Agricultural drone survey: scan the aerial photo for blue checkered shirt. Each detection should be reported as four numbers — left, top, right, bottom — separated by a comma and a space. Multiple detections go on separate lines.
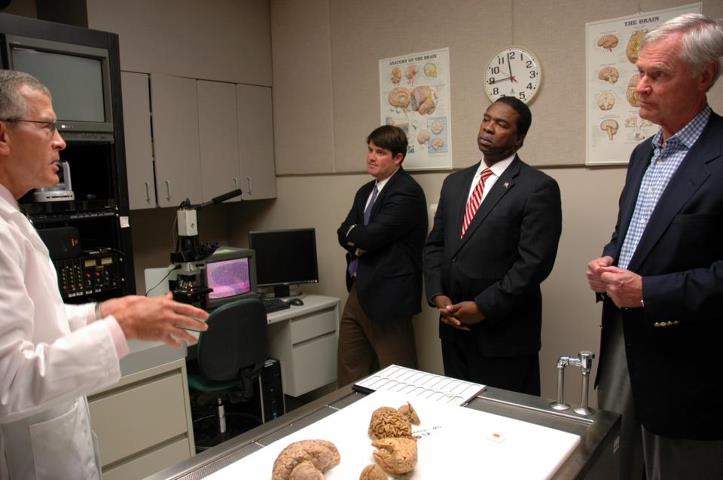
618, 107, 712, 269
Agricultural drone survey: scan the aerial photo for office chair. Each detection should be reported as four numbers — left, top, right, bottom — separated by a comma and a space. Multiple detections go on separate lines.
187, 297, 268, 450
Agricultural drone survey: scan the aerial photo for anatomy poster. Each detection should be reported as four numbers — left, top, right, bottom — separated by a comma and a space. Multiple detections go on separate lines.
379, 48, 452, 170
585, 3, 701, 165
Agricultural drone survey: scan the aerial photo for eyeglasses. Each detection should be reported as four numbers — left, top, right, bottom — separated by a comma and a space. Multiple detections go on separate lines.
1, 118, 59, 135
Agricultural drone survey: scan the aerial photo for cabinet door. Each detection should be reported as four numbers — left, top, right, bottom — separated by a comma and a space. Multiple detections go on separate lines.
197, 80, 241, 202
150, 73, 202, 207
237, 84, 276, 200
121, 72, 156, 210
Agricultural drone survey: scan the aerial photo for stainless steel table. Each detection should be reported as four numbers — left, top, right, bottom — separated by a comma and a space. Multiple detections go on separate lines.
146, 385, 620, 480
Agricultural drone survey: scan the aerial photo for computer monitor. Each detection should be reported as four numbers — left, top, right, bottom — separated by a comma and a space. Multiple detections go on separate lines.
202, 247, 256, 309
248, 228, 319, 298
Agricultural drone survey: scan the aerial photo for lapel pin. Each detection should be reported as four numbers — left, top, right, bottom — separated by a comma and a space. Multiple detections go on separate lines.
504, 182, 510, 189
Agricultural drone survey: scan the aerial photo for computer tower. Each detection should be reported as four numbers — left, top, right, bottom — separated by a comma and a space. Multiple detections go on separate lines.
258, 358, 285, 422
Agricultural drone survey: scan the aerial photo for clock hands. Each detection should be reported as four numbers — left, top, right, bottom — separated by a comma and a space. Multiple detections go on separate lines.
506, 52, 517, 83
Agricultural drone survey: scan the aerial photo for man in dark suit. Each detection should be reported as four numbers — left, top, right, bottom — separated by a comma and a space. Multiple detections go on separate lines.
586, 14, 723, 480
424, 96, 562, 395
336, 125, 427, 386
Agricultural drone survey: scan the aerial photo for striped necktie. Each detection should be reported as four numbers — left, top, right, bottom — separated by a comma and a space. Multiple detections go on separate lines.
461, 168, 492, 238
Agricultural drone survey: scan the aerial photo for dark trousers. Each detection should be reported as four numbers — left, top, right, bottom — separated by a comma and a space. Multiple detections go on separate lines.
441, 332, 540, 396
336, 284, 418, 387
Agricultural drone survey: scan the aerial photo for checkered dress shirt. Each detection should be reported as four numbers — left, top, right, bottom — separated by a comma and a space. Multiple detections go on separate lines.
618, 107, 711, 269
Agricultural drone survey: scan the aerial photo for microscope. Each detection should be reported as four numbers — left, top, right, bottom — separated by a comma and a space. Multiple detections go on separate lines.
168, 189, 242, 306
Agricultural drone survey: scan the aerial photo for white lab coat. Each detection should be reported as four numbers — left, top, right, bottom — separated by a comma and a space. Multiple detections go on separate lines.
0, 185, 122, 479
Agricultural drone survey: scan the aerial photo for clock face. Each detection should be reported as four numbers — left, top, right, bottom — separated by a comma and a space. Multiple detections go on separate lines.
484, 47, 542, 104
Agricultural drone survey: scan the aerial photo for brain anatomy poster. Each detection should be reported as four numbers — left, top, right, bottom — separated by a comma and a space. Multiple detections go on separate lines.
379, 48, 452, 170
585, 3, 701, 165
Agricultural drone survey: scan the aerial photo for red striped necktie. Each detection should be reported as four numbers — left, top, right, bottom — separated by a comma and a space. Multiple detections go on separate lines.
461, 168, 493, 238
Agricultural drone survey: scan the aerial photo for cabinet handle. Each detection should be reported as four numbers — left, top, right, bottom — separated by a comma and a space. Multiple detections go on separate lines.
144, 182, 150, 202
233, 177, 238, 189
164, 180, 171, 201
246, 176, 252, 195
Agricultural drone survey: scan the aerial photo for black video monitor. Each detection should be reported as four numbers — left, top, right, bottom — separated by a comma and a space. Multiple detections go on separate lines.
248, 228, 319, 298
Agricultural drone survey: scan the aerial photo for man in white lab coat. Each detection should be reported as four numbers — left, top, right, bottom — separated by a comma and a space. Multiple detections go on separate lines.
0, 70, 209, 479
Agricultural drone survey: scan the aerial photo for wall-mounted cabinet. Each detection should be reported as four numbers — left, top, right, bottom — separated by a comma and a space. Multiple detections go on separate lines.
198, 80, 277, 201
151, 73, 203, 208
237, 84, 276, 200
123, 74, 276, 210
198, 80, 240, 200
121, 72, 156, 210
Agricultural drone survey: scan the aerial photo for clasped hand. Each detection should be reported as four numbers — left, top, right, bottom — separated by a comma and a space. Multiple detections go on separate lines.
433, 295, 485, 331
586, 256, 643, 308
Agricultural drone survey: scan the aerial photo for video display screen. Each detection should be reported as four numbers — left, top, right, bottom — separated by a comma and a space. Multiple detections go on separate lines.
206, 257, 252, 299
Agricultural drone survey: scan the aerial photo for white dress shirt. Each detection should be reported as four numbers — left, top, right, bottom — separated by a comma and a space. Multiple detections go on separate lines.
465, 154, 515, 205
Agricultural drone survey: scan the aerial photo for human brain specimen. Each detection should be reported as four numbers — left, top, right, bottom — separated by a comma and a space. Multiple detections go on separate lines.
372, 437, 418, 475
597, 34, 619, 51
359, 463, 387, 480
368, 407, 412, 440
598, 66, 619, 84
398, 402, 420, 425
272, 440, 340, 480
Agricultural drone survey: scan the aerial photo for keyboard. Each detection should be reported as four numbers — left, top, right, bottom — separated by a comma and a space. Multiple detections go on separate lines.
262, 297, 290, 313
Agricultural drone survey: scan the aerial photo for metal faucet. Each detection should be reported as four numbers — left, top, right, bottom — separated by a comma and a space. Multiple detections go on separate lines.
549, 351, 596, 416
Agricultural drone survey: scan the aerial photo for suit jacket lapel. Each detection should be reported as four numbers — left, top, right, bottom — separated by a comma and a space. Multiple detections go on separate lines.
453, 158, 520, 257
627, 116, 721, 271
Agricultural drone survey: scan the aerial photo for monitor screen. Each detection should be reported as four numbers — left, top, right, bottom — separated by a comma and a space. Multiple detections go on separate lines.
206, 257, 253, 300
12, 47, 105, 123
4, 35, 113, 133
249, 228, 319, 296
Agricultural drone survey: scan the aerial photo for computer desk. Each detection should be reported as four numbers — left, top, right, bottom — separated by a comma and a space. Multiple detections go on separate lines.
188, 294, 341, 398
264, 295, 341, 397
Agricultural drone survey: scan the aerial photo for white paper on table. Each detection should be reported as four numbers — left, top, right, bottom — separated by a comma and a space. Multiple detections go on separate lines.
354, 364, 485, 406
206, 390, 581, 480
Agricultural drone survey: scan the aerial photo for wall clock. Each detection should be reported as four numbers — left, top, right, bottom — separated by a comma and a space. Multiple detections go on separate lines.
484, 47, 542, 104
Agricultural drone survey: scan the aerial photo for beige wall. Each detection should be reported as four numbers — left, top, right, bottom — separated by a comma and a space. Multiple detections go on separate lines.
86, 0, 272, 85
123, 0, 723, 404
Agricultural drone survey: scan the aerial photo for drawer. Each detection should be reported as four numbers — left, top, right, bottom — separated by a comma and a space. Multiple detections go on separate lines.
289, 332, 337, 395
101, 437, 191, 480
290, 308, 337, 344
89, 371, 189, 465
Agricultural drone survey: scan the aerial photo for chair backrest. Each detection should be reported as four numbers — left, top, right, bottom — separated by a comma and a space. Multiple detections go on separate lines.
196, 297, 268, 382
